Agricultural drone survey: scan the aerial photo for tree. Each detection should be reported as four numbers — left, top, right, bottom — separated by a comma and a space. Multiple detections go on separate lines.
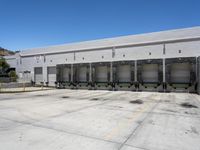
8, 70, 18, 82
0, 58, 10, 74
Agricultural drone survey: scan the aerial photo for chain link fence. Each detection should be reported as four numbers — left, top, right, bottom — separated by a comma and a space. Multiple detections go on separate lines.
0, 77, 52, 93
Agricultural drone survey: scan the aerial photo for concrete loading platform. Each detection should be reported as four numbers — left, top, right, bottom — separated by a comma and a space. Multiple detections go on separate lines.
0, 89, 200, 150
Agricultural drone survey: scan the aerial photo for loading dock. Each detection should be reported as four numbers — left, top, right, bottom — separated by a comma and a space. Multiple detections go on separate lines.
93, 62, 112, 90
57, 64, 72, 88
74, 63, 90, 89
166, 57, 196, 93
138, 59, 163, 92
113, 61, 135, 91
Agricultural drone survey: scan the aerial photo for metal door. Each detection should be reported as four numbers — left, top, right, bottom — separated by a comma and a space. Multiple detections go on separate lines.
34, 67, 43, 84
142, 64, 158, 83
47, 66, 56, 86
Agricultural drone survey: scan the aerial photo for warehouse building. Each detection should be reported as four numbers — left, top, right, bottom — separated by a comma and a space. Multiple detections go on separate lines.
5, 27, 200, 93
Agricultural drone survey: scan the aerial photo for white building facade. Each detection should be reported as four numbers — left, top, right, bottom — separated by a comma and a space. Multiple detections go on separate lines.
5, 27, 200, 93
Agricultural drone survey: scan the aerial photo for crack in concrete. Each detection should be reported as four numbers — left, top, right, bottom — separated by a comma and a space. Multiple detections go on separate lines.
124, 144, 151, 150
0, 116, 122, 146
117, 95, 162, 150
1, 114, 153, 150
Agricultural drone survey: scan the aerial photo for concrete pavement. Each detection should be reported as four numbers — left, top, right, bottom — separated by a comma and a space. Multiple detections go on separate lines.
0, 89, 200, 150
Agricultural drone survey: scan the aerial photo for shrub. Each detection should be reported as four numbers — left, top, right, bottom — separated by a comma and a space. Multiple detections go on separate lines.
8, 70, 18, 82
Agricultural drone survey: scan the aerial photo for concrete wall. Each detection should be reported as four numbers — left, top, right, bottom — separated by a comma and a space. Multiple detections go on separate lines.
5, 40, 200, 85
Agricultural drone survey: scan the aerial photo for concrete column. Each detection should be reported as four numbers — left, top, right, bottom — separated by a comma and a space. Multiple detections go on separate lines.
162, 58, 166, 92
89, 63, 92, 82
197, 57, 200, 94
196, 57, 198, 83
112, 47, 115, 58
71, 64, 73, 82
42, 55, 47, 85
134, 60, 137, 82
163, 58, 166, 82
110, 62, 113, 82
43, 66, 47, 84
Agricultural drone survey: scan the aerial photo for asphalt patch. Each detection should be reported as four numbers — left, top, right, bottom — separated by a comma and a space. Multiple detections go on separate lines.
130, 99, 143, 104
180, 102, 198, 108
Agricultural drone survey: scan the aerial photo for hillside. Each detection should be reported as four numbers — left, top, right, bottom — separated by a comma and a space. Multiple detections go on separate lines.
0, 47, 15, 56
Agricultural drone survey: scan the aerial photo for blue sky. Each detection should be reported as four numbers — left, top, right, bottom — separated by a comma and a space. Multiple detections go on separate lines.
1, 0, 200, 51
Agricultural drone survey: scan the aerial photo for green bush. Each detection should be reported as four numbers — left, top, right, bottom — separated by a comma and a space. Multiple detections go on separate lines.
8, 70, 18, 82
0, 58, 10, 73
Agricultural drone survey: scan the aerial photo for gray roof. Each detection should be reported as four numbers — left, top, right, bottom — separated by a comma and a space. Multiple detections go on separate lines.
3, 55, 16, 60
20, 26, 200, 56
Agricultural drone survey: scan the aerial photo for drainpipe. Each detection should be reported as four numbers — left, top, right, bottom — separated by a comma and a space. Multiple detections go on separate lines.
71, 64, 73, 84
110, 62, 113, 89
134, 60, 138, 91
163, 58, 166, 92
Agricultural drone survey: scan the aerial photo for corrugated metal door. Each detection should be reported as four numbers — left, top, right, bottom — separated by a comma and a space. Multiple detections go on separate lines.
62, 67, 70, 82
170, 63, 191, 83
117, 65, 131, 82
34, 67, 43, 84
47, 66, 56, 86
142, 64, 158, 83
96, 66, 108, 82
78, 66, 87, 82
